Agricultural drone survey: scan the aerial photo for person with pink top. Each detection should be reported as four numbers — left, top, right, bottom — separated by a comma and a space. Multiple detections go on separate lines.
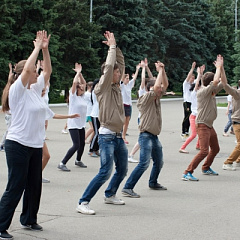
179, 65, 205, 154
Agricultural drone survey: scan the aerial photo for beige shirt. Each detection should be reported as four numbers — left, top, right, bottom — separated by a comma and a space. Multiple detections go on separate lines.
137, 90, 163, 135
196, 82, 223, 128
94, 47, 125, 133
224, 84, 240, 123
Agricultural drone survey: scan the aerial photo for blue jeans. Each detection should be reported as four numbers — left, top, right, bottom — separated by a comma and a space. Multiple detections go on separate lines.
124, 132, 164, 189
224, 110, 233, 133
0, 140, 42, 232
80, 134, 128, 203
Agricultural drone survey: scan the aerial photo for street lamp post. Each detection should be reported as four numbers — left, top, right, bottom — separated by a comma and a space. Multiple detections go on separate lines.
235, 0, 238, 41
90, 0, 93, 23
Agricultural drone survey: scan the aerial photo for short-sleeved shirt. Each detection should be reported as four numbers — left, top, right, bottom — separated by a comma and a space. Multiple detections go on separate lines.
90, 91, 99, 118
67, 91, 87, 129
183, 80, 192, 102
7, 74, 49, 148
84, 91, 93, 116
120, 79, 135, 105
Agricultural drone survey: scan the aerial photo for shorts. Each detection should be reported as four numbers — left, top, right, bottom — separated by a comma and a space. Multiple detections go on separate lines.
86, 116, 92, 123
124, 104, 132, 117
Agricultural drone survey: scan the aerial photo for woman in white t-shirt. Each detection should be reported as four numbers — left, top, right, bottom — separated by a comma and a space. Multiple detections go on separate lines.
120, 64, 140, 144
58, 63, 87, 172
0, 30, 51, 239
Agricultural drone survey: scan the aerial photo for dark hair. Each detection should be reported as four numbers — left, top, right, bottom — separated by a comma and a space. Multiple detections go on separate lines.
91, 78, 100, 104
146, 79, 156, 91
202, 72, 214, 87
189, 81, 201, 91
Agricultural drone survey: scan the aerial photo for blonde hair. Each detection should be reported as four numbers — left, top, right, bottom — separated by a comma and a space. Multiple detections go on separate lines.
1, 60, 27, 112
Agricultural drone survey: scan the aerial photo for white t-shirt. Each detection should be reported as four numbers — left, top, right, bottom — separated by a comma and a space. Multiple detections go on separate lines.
183, 80, 192, 102
7, 74, 49, 148
84, 91, 93, 116
190, 90, 198, 116
43, 85, 49, 105
120, 79, 135, 105
90, 91, 99, 118
67, 91, 87, 129
138, 86, 147, 118
227, 95, 232, 111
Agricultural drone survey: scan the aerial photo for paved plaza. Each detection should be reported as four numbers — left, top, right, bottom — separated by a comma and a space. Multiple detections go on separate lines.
0, 98, 239, 240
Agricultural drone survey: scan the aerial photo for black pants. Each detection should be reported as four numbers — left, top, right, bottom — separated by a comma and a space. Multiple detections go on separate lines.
182, 101, 192, 134
62, 128, 85, 164
0, 140, 42, 231
90, 117, 100, 152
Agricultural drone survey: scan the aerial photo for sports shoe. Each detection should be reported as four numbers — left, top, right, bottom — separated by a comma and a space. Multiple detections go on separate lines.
21, 223, 43, 231
42, 177, 50, 183
180, 134, 186, 141
57, 163, 71, 172
75, 160, 87, 168
76, 202, 95, 215
235, 162, 240, 167
61, 129, 68, 134
122, 188, 140, 198
0, 231, 13, 239
202, 168, 218, 175
90, 152, 98, 158
179, 149, 189, 154
149, 183, 167, 190
128, 156, 138, 163
223, 132, 229, 137
222, 164, 236, 171
104, 195, 125, 205
182, 172, 199, 181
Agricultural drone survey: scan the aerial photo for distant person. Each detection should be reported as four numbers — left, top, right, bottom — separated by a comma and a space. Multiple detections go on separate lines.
58, 63, 87, 172
181, 62, 196, 140
77, 31, 127, 215
179, 65, 205, 153
223, 93, 234, 136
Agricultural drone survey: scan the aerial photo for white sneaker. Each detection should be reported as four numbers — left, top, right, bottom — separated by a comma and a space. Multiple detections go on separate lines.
104, 195, 125, 205
235, 162, 240, 167
128, 156, 138, 163
42, 178, 50, 183
76, 202, 95, 215
61, 129, 68, 134
222, 164, 236, 171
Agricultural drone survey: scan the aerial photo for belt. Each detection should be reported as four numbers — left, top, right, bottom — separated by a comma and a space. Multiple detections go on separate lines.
233, 121, 240, 125
113, 132, 122, 138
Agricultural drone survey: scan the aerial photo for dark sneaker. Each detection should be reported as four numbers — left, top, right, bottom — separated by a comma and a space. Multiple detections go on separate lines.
0, 231, 13, 239
58, 164, 71, 172
75, 161, 87, 168
122, 188, 140, 198
21, 223, 43, 231
149, 183, 167, 190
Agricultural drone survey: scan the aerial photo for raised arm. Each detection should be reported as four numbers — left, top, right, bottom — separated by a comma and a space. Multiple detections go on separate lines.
213, 55, 225, 86
21, 31, 44, 87
71, 63, 84, 94
186, 62, 196, 82
42, 31, 52, 85
194, 65, 205, 91
154, 61, 169, 96
140, 60, 146, 90
145, 58, 154, 79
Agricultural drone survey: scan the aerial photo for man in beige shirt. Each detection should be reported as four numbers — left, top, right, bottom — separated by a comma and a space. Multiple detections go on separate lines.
121, 61, 168, 198
182, 55, 227, 181
76, 31, 128, 215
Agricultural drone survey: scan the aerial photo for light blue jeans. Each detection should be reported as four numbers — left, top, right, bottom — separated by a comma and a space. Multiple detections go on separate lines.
80, 134, 128, 203
124, 132, 164, 189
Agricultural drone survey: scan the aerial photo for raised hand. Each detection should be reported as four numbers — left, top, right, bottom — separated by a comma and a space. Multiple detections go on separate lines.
214, 54, 223, 68
73, 63, 82, 73
42, 30, 51, 49
102, 31, 116, 46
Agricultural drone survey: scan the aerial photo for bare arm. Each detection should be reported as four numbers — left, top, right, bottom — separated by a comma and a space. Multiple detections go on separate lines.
53, 113, 80, 119
186, 62, 196, 82
145, 58, 153, 79
154, 61, 169, 96
71, 63, 83, 94
213, 55, 224, 86
140, 60, 146, 90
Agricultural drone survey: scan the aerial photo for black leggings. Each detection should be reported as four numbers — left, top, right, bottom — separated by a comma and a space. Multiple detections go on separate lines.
62, 128, 85, 164
182, 102, 192, 134
90, 117, 100, 152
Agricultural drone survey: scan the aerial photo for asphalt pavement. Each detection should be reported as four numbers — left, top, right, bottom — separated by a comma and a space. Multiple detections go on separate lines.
0, 97, 239, 240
